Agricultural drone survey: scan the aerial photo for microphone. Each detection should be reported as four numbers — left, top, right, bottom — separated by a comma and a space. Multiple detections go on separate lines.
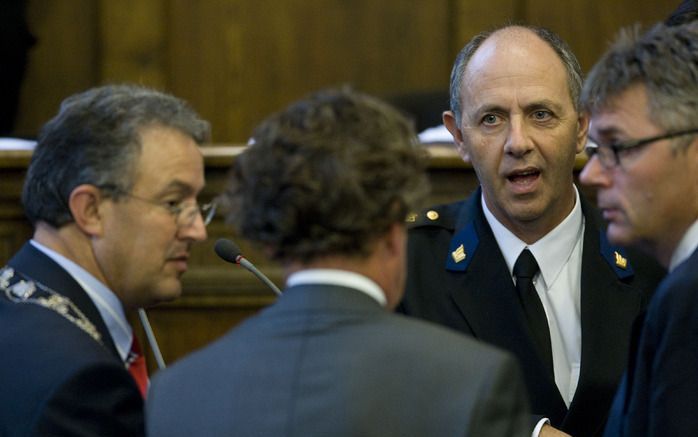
214, 238, 282, 296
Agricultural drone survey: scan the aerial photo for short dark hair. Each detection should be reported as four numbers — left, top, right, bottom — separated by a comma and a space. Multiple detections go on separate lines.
22, 84, 210, 227
223, 88, 429, 264
581, 22, 698, 141
448, 24, 583, 126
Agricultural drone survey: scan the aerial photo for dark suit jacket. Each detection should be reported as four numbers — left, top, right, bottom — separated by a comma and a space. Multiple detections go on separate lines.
147, 283, 531, 437
398, 188, 665, 437
604, 247, 698, 437
0, 242, 144, 437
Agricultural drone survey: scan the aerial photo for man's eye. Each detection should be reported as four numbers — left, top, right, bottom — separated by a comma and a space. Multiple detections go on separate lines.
532, 110, 551, 121
164, 200, 182, 210
482, 114, 498, 125
616, 145, 641, 158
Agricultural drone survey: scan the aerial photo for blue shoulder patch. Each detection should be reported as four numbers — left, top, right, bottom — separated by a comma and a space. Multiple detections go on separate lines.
446, 220, 479, 271
599, 230, 635, 279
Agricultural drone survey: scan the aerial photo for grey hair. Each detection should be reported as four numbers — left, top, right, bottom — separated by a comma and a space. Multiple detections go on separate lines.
449, 24, 583, 127
22, 84, 210, 227
581, 21, 698, 149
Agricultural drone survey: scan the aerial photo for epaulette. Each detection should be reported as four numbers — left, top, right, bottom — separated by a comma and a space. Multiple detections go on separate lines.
0, 266, 103, 344
597, 231, 635, 279
405, 204, 457, 229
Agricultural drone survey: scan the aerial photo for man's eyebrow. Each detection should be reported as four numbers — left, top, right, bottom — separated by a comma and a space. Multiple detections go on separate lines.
467, 99, 565, 117
592, 126, 624, 139
153, 180, 197, 197
523, 100, 564, 113
465, 104, 507, 121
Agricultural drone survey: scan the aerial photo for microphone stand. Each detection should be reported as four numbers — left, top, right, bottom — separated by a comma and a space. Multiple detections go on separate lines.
138, 308, 166, 370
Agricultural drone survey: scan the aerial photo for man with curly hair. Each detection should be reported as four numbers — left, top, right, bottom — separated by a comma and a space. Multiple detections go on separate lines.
147, 88, 530, 437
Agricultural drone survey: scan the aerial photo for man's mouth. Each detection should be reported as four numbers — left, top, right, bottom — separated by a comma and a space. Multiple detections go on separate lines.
167, 254, 190, 273
506, 168, 541, 192
600, 207, 621, 223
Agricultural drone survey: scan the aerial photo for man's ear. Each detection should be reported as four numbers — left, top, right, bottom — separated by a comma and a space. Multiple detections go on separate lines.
383, 222, 407, 258
575, 111, 590, 154
443, 110, 469, 161
68, 184, 105, 237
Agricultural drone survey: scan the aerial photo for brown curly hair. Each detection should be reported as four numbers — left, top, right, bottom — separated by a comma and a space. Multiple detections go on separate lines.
223, 88, 429, 264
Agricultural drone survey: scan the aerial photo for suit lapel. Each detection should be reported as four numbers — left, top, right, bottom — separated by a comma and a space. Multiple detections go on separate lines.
7, 243, 121, 360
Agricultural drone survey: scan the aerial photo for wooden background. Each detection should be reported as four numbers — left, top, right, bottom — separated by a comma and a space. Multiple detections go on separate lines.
13, 0, 678, 142
5, 0, 678, 367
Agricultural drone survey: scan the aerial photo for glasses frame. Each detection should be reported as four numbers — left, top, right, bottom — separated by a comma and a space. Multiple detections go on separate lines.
98, 184, 217, 227
586, 128, 698, 168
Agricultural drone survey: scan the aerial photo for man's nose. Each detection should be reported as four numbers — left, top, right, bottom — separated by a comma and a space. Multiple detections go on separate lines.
579, 154, 612, 188
504, 117, 534, 157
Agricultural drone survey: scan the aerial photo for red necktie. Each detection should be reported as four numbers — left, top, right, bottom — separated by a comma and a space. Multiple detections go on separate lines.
127, 335, 149, 398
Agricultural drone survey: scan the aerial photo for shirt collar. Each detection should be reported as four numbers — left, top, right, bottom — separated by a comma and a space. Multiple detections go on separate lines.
286, 269, 387, 307
669, 219, 698, 272
29, 240, 133, 361
482, 187, 584, 288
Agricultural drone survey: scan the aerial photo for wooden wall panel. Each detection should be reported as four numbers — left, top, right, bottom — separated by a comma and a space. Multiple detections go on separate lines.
14, 0, 680, 141
100, 0, 168, 88
451, 0, 519, 54
14, 0, 98, 138
525, 0, 678, 71
168, 0, 452, 141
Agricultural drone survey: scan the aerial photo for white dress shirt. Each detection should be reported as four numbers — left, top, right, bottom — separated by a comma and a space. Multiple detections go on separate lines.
286, 268, 387, 307
482, 188, 584, 407
669, 219, 698, 272
30, 240, 133, 362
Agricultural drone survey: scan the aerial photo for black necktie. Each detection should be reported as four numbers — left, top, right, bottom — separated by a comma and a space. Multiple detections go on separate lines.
514, 248, 554, 377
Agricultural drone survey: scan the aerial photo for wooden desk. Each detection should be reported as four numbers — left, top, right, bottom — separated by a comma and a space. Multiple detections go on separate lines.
0, 144, 591, 367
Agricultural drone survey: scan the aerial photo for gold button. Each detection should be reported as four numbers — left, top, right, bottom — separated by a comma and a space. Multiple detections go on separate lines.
426, 210, 439, 221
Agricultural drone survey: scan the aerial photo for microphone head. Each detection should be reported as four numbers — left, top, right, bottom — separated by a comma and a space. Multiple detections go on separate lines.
214, 238, 242, 264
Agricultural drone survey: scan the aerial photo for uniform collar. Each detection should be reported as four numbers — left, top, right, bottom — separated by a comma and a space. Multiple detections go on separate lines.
482, 187, 584, 288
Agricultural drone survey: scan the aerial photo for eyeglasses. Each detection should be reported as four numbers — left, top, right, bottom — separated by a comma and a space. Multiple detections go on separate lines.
99, 185, 217, 227
585, 128, 698, 168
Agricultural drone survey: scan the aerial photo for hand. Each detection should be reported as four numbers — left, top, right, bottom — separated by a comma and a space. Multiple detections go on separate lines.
539, 423, 572, 437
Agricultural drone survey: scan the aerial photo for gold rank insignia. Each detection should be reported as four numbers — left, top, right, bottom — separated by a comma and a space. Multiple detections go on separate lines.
614, 251, 628, 269
452, 244, 466, 263
405, 213, 417, 223
426, 210, 439, 221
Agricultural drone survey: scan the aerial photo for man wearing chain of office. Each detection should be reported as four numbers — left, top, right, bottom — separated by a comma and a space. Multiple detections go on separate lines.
0, 84, 211, 437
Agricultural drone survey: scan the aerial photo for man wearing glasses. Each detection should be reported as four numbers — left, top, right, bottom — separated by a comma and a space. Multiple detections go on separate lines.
0, 84, 211, 436
580, 21, 698, 436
